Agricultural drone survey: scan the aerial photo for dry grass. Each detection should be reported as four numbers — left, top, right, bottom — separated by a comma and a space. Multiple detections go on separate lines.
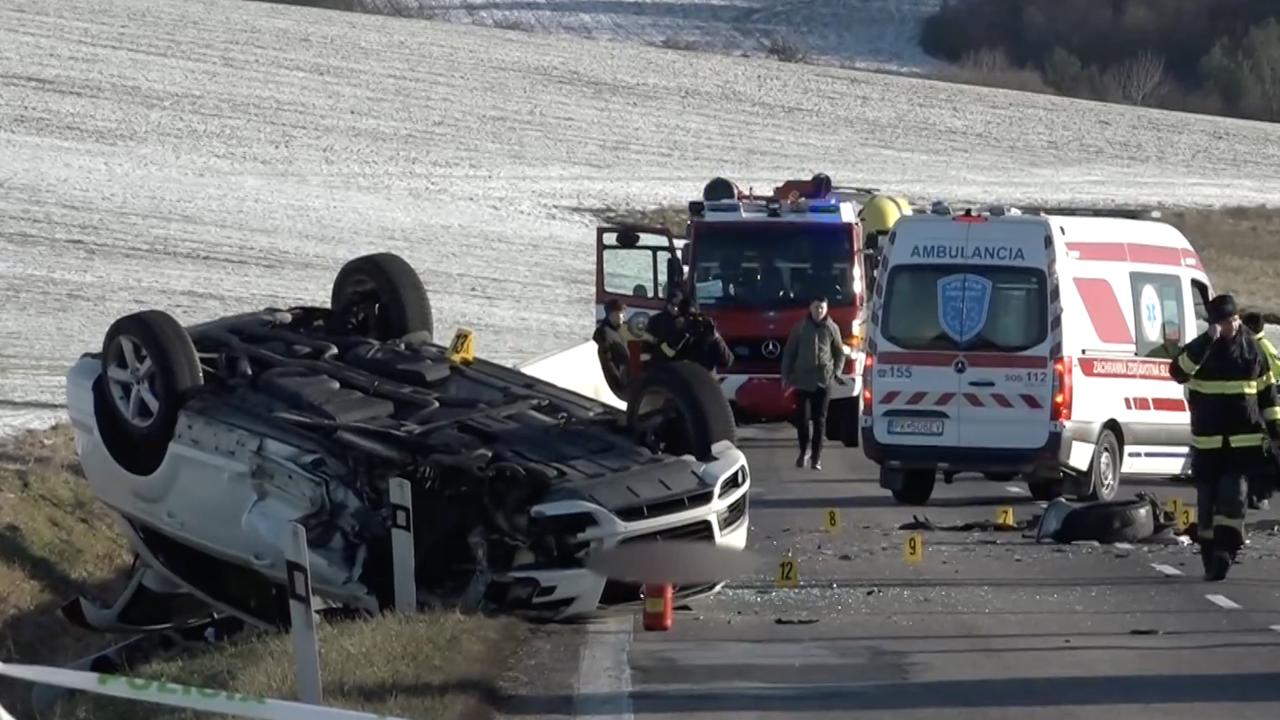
1157, 205, 1280, 312
53, 611, 519, 720
577, 202, 1280, 312
0, 424, 524, 719
0, 424, 133, 715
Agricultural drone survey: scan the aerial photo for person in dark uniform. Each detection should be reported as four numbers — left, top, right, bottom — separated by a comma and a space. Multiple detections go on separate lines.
1170, 294, 1280, 581
645, 288, 733, 372
1242, 311, 1279, 510
593, 298, 631, 398
644, 288, 691, 365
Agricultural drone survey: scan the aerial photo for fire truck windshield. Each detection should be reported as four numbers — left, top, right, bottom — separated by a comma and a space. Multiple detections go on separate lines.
691, 222, 854, 310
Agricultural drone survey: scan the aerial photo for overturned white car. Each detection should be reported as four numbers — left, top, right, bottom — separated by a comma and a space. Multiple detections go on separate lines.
63, 252, 749, 632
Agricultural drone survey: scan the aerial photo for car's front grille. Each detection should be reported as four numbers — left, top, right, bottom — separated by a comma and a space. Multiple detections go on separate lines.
718, 494, 748, 532
618, 519, 716, 545
615, 490, 714, 522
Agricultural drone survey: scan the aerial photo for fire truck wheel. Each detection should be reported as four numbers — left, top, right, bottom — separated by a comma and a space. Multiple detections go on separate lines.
627, 361, 736, 461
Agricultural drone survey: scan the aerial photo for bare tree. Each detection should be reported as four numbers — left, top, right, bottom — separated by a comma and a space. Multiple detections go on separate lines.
1107, 51, 1167, 106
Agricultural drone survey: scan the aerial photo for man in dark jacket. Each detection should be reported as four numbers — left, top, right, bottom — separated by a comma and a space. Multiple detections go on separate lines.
1170, 294, 1280, 580
781, 295, 846, 470
645, 289, 733, 372
593, 298, 630, 399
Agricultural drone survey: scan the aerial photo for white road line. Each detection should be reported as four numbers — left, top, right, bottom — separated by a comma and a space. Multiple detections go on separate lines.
1206, 594, 1242, 610
575, 614, 634, 720
1115, 542, 1135, 550
1005, 486, 1028, 495
1151, 563, 1184, 576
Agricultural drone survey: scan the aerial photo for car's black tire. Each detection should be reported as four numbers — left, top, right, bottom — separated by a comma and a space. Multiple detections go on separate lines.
329, 253, 434, 342
1028, 477, 1064, 502
1086, 429, 1122, 501
627, 361, 735, 461
1054, 497, 1155, 544
892, 470, 935, 505
98, 310, 203, 475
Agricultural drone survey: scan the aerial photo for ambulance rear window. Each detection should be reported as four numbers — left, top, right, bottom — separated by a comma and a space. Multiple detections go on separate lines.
881, 265, 1048, 352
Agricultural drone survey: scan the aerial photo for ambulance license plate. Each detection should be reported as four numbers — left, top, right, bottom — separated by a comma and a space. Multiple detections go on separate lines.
887, 419, 944, 436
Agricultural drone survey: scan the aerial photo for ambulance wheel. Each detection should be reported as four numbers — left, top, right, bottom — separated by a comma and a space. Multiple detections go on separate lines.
892, 470, 935, 505
1028, 478, 1064, 502
1086, 429, 1121, 502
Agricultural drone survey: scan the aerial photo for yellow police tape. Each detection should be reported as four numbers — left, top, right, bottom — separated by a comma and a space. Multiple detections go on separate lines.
0, 660, 409, 720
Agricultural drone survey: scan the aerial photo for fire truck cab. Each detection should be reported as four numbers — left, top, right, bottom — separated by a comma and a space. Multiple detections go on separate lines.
595, 174, 904, 445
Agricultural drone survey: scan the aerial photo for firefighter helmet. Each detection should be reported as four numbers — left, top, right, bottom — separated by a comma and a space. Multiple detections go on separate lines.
859, 194, 912, 236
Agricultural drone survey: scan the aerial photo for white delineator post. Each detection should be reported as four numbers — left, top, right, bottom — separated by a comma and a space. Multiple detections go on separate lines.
389, 477, 417, 613
285, 523, 323, 705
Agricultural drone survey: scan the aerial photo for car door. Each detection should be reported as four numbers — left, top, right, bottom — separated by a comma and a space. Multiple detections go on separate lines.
595, 225, 681, 384
953, 221, 1054, 450
870, 218, 969, 449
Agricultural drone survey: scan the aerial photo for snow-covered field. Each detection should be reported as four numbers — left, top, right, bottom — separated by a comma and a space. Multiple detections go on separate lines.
353, 0, 946, 73
3, 0, 1280, 434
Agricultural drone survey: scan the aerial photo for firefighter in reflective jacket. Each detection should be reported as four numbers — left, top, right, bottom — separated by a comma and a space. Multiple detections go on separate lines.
1170, 295, 1280, 581
1242, 311, 1279, 509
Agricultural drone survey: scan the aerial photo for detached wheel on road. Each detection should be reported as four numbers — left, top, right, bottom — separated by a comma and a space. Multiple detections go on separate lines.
1086, 429, 1121, 501
892, 470, 935, 505
1054, 497, 1154, 544
98, 310, 204, 474
627, 361, 735, 461
329, 252, 434, 342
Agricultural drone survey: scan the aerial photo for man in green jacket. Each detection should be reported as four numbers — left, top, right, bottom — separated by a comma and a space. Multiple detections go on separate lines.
781, 295, 846, 470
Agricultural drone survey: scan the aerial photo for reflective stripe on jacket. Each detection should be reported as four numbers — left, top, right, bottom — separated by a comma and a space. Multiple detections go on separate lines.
1170, 329, 1280, 450
1255, 331, 1280, 384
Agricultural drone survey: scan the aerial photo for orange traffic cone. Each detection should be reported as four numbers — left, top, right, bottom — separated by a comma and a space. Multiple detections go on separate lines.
642, 583, 673, 631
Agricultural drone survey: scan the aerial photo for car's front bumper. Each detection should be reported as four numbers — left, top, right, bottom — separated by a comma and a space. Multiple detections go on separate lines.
505, 447, 751, 619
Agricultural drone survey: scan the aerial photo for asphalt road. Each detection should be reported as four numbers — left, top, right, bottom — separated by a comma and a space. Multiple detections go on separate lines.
501, 424, 1280, 720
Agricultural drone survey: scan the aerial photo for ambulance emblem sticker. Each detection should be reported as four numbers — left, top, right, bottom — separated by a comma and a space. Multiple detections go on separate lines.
938, 273, 992, 344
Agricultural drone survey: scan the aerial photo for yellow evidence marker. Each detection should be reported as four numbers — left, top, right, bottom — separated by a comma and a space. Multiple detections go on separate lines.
996, 506, 1015, 527
905, 532, 924, 565
823, 508, 841, 533
776, 555, 799, 588
448, 328, 476, 365
1177, 505, 1195, 533
1167, 497, 1183, 520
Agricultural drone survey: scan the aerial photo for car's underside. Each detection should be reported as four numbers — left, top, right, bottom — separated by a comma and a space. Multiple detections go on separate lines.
63, 253, 748, 639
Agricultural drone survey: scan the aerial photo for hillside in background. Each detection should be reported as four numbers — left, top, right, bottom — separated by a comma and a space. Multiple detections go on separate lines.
273, 0, 946, 72
921, 0, 1280, 123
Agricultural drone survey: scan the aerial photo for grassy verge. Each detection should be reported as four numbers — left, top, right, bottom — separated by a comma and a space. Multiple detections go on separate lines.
53, 611, 517, 720
0, 425, 523, 719
577, 203, 1280, 312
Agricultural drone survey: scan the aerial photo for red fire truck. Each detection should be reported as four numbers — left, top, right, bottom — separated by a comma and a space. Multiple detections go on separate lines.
594, 174, 911, 446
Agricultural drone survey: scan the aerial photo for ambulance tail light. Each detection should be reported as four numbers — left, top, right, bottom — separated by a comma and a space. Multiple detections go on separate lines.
862, 354, 875, 412
1051, 356, 1073, 421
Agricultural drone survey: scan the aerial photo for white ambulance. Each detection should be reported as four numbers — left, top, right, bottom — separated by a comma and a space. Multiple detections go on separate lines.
861, 204, 1212, 505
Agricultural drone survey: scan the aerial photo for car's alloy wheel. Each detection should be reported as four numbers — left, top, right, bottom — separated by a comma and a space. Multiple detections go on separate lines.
105, 333, 162, 430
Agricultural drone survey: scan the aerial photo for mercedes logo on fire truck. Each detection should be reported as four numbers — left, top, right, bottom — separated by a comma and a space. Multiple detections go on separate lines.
762, 340, 782, 359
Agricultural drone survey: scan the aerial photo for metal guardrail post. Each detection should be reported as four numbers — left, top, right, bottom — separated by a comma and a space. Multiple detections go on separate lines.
285, 523, 323, 705
390, 478, 417, 613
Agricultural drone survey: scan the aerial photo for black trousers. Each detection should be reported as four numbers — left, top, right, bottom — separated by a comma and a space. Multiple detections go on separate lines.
1192, 449, 1252, 552
794, 386, 830, 458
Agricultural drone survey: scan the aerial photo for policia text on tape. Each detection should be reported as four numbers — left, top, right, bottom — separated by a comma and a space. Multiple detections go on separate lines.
0, 661, 409, 720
